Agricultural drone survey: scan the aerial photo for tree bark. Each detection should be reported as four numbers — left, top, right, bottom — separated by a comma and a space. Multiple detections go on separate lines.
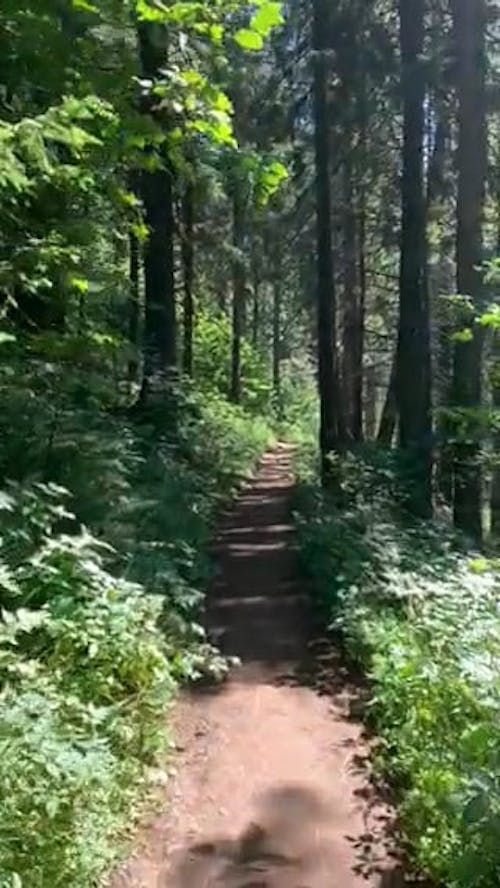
273, 278, 282, 413
364, 364, 377, 441
396, 0, 432, 516
357, 171, 367, 445
336, 2, 364, 446
451, 0, 487, 543
378, 355, 398, 446
312, 0, 342, 483
341, 159, 363, 444
181, 181, 195, 377
491, 332, 500, 536
137, 22, 176, 400
251, 239, 260, 349
140, 160, 176, 392
436, 317, 454, 503
490, 170, 500, 535
230, 189, 246, 404
128, 230, 141, 384
426, 119, 448, 210
425, 114, 453, 502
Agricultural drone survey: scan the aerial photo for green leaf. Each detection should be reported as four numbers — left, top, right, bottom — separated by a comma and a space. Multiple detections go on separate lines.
234, 29, 264, 51
135, 0, 169, 22
72, 0, 98, 11
251, 2, 284, 36
478, 306, 500, 327
131, 222, 149, 242
69, 276, 89, 295
468, 557, 489, 574
451, 328, 473, 343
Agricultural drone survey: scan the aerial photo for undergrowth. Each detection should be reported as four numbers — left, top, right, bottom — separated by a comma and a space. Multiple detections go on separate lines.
295, 449, 500, 888
0, 341, 273, 887
0, 488, 173, 886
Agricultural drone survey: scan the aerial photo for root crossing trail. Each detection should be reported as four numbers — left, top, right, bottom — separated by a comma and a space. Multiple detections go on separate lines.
113, 446, 413, 888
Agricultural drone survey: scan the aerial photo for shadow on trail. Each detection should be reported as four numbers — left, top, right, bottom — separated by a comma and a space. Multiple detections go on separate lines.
170, 784, 341, 887
170, 782, 423, 888
273, 644, 431, 888
274, 636, 370, 717
183, 645, 428, 887
204, 447, 309, 664
180, 447, 429, 888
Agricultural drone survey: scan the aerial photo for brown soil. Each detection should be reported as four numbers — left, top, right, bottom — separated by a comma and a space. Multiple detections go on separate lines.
111, 446, 420, 888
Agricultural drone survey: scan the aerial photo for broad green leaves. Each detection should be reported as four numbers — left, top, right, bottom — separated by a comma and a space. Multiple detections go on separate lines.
135, 0, 170, 22
131, 1, 283, 166
235, 1, 284, 50
255, 158, 288, 205
251, 2, 284, 36
234, 28, 264, 50
72, 0, 98, 11
135, 0, 283, 51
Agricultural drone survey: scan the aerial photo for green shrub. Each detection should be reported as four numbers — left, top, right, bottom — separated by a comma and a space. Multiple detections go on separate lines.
275, 356, 319, 448
295, 452, 500, 888
0, 373, 273, 886
0, 349, 272, 605
0, 486, 174, 886
193, 310, 272, 413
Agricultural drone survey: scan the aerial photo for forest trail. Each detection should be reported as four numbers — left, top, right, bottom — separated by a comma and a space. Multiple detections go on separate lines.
112, 446, 413, 888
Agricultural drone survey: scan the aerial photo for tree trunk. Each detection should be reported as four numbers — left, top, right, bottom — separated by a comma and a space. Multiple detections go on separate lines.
426, 119, 448, 210
396, 0, 432, 516
341, 160, 363, 444
377, 355, 398, 446
337, 3, 364, 446
357, 58, 368, 444
451, 0, 487, 543
140, 159, 176, 393
436, 318, 454, 503
491, 332, 500, 536
181, 181, 195, 377
251, 240, 260, 349
490, 170, 500, 535
365, 364, 377, 441
273, 279, 282, 413
137, 22, 176, 401
230, 189, 246, 404
426, 114, 453, 502
312, 0, 342, 483
128, 230, 141, 384
357, 175, 367, 445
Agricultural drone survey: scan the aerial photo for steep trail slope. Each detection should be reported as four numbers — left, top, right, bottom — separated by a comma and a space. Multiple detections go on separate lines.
112, 446, 416, 887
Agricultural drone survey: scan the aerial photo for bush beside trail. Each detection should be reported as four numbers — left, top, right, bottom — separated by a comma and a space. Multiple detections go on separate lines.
295, 450, 500, 888
0, 379, 273, 887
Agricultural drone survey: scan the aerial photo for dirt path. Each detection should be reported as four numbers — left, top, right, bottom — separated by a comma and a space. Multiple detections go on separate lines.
112, 446, 414, 888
